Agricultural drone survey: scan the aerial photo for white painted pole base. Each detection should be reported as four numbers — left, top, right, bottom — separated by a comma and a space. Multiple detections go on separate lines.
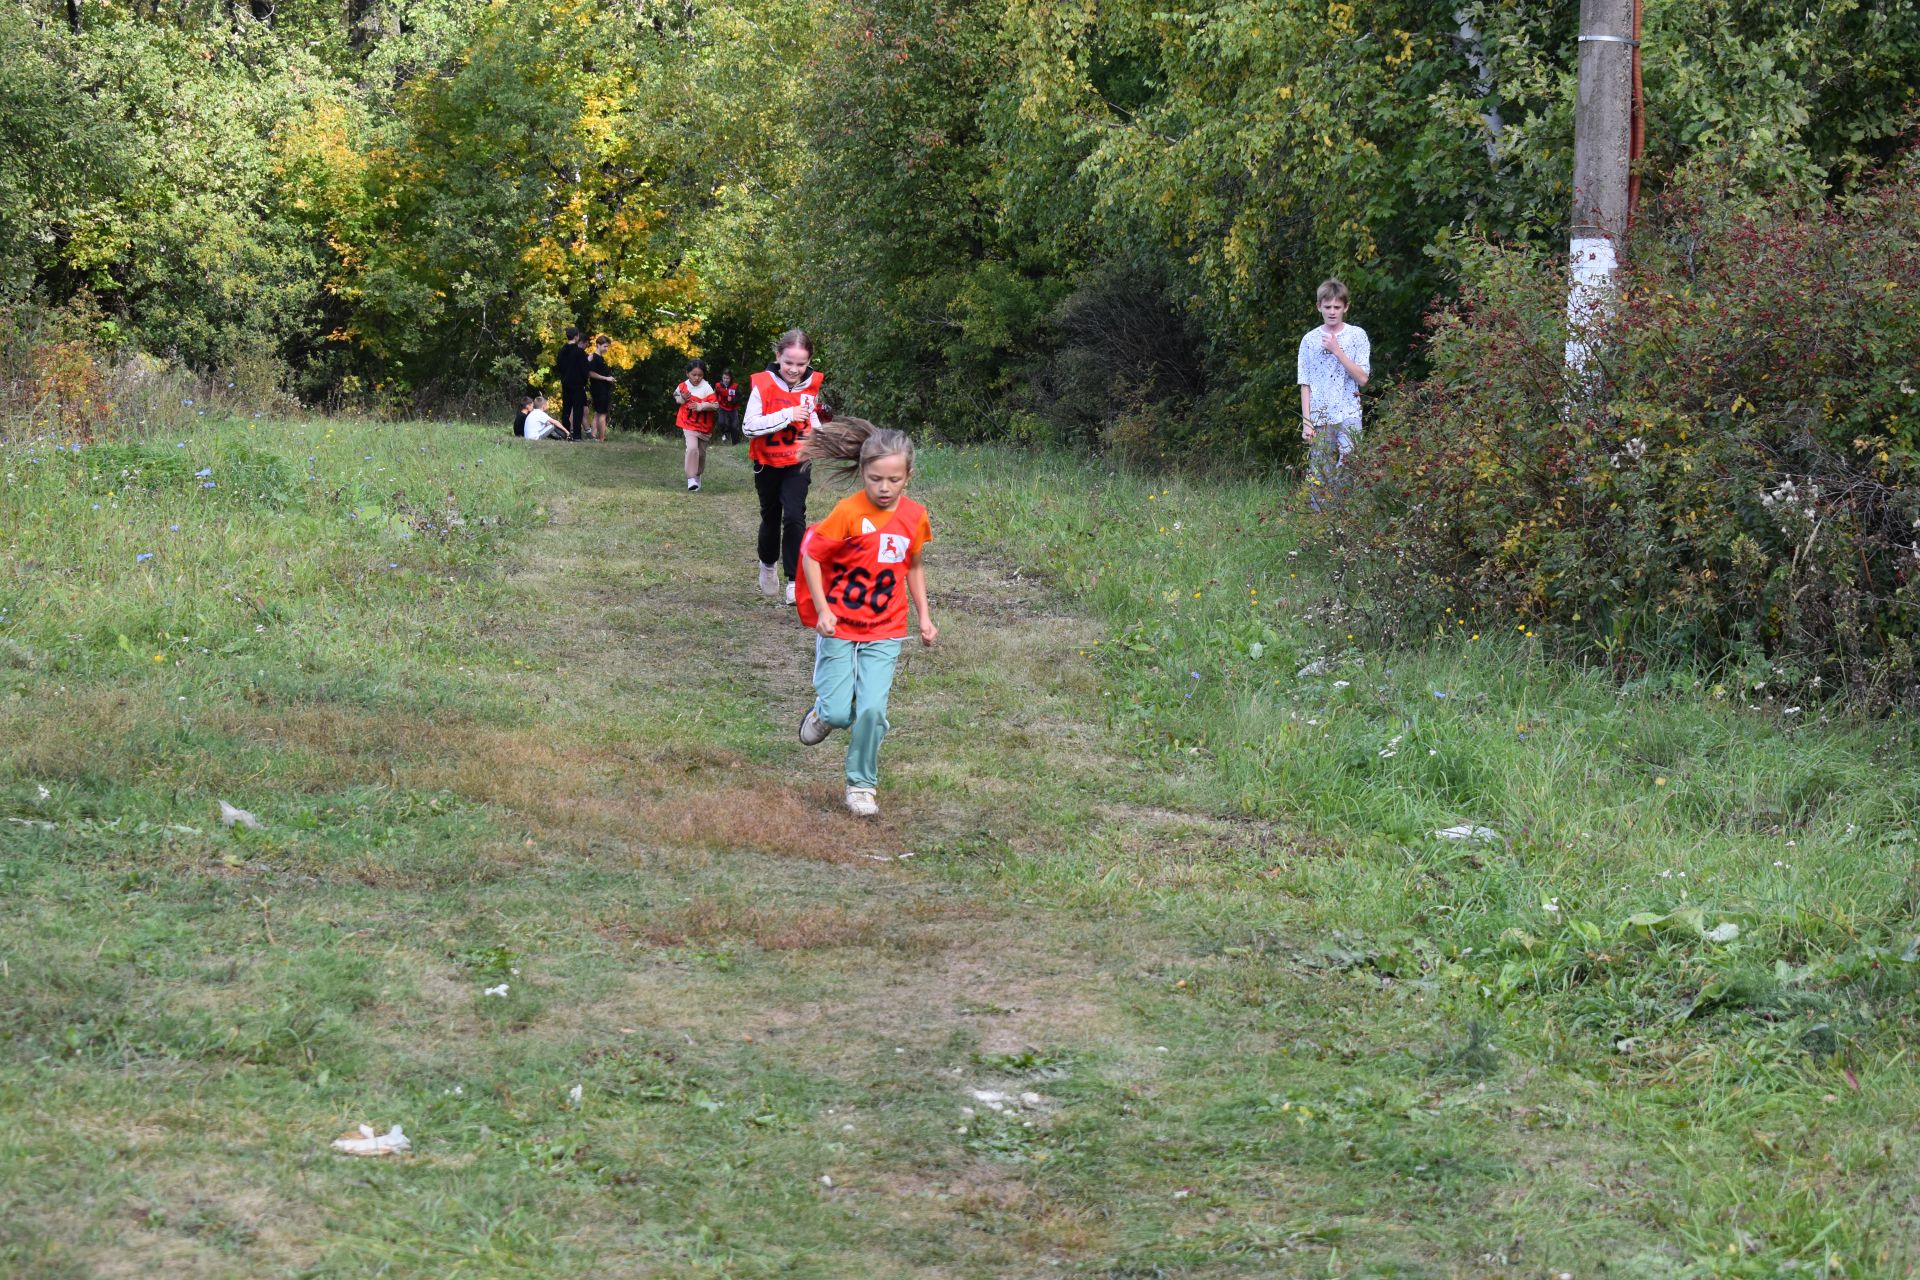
1565, 235, 1619, 378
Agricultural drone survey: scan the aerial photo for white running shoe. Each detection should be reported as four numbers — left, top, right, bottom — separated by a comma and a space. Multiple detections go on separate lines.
758, 562, 779, 596
687, 477, 700, 492
844, 786, 879, 818
784, 581, 797, 606
799, 706, 832, 745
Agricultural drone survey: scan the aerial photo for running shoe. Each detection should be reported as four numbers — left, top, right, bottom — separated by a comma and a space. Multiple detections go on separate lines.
687, 478, 700, 492
799, 706, 832, 745
758, 563, 779, 596
844, 787, 879, 818
784, 581, 797, 606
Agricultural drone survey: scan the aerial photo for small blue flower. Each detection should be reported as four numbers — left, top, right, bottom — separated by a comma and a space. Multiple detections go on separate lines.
194, 468, 212, 478
181, 399, 193, 406
388, 563, 398, 570
169, 524, 180, 532
200, 481, 216, 489
136, 552, 154, 563
92, 503, 101, 510
176, 442, 186, 449
1189, 671, 1202, 680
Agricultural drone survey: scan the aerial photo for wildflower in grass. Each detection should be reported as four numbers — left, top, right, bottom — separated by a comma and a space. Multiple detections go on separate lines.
1655, 776, 1667, 786
194, 468, 211, 478
1543, 897, 1560, 914
136, 552, 153, 563
169, 524, 179, 532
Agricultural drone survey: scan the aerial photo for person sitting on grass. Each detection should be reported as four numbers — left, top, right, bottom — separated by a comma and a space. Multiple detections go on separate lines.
793, 417, 936, 819
521, 392, 571, 440
512, 394, 532, 438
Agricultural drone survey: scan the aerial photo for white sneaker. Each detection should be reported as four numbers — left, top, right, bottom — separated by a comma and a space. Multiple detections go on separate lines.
799, 706, 832, 745
844, 787, 879, 818
758, 563, 779, 596
784, 581, 797, 606
687, 477, 700, 492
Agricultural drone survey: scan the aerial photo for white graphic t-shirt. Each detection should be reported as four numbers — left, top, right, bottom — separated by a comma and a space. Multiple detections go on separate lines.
1297, 324, 1370, 428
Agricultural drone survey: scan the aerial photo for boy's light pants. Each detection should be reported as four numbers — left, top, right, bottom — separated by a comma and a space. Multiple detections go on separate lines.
1307, 419, 1360, 510
812, 636, 902, 790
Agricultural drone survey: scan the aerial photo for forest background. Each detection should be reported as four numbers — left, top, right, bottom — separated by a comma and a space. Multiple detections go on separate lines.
5, 0, 1914, 429
5, 0, 1920, 693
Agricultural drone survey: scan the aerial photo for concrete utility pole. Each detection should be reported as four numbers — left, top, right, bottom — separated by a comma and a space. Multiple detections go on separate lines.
1566, 0, 1635, 375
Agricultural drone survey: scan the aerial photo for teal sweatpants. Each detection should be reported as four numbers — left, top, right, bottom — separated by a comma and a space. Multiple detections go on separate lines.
812, 636, 902, 789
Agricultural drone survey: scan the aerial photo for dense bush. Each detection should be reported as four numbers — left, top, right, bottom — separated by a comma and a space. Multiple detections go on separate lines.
1326, 151, 1920, 704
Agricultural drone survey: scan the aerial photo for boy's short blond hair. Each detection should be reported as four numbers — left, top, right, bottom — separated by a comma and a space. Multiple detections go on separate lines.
1316, 278, 1350, 305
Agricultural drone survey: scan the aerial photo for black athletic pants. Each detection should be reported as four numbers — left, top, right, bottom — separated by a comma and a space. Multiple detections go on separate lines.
560, 384, 588, 439
754, 462, 810, 582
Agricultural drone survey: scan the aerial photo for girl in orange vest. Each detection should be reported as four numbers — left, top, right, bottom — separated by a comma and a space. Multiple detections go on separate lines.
672, 359, 719, 491
793, 418, 936, 818
742, 329, 827, 603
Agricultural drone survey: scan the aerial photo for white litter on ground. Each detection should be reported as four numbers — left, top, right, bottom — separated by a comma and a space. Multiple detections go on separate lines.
1434, 824, 1501, 843
218, 800, 263, 830
331, 1124, 411, 1157
483, 983, 509, 997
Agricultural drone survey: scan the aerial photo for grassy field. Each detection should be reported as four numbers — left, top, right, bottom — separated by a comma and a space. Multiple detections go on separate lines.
2, 422, 1915, 1278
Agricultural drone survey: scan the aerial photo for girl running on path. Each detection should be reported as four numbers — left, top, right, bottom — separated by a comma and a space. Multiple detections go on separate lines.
672, 359, 719, 491
793, 418, 936, 818
742, 329, 827, 603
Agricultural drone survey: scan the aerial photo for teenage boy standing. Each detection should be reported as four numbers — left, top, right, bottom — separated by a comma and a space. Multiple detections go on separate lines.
1298, 278, 1370, 507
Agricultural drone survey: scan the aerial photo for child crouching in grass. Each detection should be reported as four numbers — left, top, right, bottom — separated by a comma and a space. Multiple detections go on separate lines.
794, 418, 936, 818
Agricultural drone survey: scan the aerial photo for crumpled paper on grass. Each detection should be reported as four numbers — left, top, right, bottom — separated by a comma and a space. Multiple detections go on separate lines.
331, 1124, 411, 1157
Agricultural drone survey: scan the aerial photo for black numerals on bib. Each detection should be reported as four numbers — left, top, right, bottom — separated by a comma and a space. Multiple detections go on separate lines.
826, 567, 898, 616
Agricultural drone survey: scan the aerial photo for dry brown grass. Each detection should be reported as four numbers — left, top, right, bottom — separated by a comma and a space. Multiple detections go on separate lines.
599, 899, 886, 951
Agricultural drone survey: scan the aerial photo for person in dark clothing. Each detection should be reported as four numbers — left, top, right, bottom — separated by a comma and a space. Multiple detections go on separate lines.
587, 335, 616, 440
557, 327, 590, 442
512, 394, 532, 438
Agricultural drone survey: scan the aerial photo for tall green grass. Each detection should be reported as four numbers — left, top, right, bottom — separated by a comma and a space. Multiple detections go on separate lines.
924, 446, 1920, 1042
0, 419, 545, 712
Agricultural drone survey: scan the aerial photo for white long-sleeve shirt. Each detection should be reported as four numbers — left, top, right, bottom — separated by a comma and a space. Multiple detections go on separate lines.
742, 373, 822, 438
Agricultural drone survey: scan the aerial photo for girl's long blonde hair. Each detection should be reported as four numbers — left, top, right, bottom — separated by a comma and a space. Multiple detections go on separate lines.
801, 416, 914, 482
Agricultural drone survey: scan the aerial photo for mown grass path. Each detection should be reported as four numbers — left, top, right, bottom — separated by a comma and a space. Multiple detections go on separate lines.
5, 434, 1775, 1278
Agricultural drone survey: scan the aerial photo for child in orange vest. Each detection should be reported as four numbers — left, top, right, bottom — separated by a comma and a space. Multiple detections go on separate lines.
742, 329, 826, 602
672, 359, 719, 491
794, 418, 936, 818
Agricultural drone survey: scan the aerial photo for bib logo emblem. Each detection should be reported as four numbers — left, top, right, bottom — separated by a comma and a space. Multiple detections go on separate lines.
877, 533, 910, 564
